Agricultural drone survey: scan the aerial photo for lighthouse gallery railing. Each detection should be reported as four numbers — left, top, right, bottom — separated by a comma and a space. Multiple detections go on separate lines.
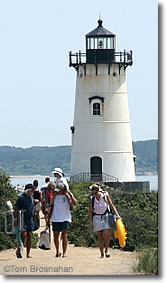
69, 50, 133, 66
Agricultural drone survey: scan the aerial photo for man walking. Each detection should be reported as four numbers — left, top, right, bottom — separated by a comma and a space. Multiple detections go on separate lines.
14, 183, 35, 258
49, 170, 77, 258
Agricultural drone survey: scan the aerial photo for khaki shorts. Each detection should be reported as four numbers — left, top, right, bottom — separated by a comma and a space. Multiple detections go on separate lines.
93, 215, 110, 232
35, 202, 41, 211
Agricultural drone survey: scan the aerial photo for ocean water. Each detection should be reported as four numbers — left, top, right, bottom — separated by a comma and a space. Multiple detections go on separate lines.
136, 175, 158, 191
10, 175, 158, 191
10, 176, 54, 189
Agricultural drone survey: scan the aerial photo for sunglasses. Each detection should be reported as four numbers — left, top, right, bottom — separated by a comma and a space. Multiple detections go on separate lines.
92, 188, 99, 192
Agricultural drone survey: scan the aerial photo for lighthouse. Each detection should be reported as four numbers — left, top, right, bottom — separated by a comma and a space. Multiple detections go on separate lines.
69, 19, 136, 183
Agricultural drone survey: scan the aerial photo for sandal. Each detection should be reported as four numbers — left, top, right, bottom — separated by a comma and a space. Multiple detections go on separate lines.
55, 253, 61, 258
105, 253, 110, 258
16, 251, 22, 258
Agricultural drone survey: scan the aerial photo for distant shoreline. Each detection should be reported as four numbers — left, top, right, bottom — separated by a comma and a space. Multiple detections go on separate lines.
10, 175, 50, 178
10, 173, 158, 178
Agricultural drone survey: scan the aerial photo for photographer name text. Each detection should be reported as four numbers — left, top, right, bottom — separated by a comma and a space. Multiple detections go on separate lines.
3, 265, 73, 274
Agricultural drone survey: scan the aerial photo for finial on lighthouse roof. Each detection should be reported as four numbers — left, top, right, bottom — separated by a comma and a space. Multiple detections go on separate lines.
98, 14, 103, 27
86, 18, 115, 37
98, 19, 103, 27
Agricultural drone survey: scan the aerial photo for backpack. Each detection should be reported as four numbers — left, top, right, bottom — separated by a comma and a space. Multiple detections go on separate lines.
91, 192, 116, 227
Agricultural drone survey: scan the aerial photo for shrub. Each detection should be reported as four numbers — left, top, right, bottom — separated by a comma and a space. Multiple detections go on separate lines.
32, 233, 39, 248
0, 170, 17, 209
0, 232, 16, 251
0, 171, 18, 250
68, 182, 97, 247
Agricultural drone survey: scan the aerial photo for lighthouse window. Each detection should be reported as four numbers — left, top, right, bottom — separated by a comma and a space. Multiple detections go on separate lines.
87, 37, 110, 50
93, 103, 101, 116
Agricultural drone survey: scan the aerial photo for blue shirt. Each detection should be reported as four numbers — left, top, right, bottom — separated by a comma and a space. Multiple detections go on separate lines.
15, 193, 35, 219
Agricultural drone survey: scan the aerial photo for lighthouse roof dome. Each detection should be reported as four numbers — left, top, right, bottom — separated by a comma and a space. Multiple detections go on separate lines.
86, 19, 115, 38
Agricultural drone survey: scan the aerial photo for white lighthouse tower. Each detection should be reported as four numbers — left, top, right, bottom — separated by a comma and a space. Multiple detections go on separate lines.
69, 19, 135, 182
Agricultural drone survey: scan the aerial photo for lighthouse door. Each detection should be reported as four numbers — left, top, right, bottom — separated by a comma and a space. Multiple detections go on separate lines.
90, 156, 102, 181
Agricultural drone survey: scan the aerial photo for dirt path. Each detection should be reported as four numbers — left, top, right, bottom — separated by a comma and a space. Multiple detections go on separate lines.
0, 219, 142, 276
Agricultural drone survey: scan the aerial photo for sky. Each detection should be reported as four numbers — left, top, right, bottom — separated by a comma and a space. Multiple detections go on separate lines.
0, 0, 158, 148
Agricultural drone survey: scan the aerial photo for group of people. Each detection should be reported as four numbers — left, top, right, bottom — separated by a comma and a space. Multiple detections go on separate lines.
13, 168, 121, 259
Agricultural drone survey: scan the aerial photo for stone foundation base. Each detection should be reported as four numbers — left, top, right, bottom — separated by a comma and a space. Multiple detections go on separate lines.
104, 181, 150, 192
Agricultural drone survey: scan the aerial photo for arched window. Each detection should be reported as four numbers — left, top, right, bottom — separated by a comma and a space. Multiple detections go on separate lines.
89, 96, 104, 117
93, 102, 100, 116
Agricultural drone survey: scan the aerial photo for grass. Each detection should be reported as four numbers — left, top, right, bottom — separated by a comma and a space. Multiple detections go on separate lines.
134, 248, 158, 275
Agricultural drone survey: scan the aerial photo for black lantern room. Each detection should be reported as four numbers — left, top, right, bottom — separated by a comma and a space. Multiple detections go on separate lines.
69, 19, 133, 73
86, 19, 116, 64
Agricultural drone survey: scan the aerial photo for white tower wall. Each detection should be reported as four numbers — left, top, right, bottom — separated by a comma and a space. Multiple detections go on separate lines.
70, 63, 135, 181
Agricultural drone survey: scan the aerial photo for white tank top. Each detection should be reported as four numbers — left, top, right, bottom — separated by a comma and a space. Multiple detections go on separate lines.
93, 193, 108, 214
51, 194, 71, 222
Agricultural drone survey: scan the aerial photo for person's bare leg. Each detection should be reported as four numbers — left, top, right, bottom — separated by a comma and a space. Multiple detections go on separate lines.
103, 229, 110, 257
54, 232, 61, 256
26, 232, 32, 258
36, 211, 40, 219
62, 230, 68, 257
97, 231, 104, 257
16, 231, 26, 256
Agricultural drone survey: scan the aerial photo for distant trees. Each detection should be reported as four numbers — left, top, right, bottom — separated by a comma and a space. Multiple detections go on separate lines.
0, 140, 158, 176
133, 139, 158, 174
0, 146, 71, 175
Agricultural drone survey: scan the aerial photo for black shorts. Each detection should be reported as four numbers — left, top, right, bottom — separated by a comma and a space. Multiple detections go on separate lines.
52, 221, 69, 232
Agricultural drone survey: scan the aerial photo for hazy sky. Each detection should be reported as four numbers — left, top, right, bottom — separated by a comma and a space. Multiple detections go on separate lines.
0, 0, 158, 148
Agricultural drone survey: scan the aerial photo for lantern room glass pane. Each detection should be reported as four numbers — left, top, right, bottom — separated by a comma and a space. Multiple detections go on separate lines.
110, 38, 114, 49
94, 38, 98, 49
103, 38, 107, 49
106, 38, 108, 49
88, 38, 92, 49
87, 36, 115, 50
113, 38, 116, 49
107, 38, 109, 49
87, 38, 90, 49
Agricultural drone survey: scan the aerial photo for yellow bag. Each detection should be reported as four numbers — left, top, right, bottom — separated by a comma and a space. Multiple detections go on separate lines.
114, 219, 127, 248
